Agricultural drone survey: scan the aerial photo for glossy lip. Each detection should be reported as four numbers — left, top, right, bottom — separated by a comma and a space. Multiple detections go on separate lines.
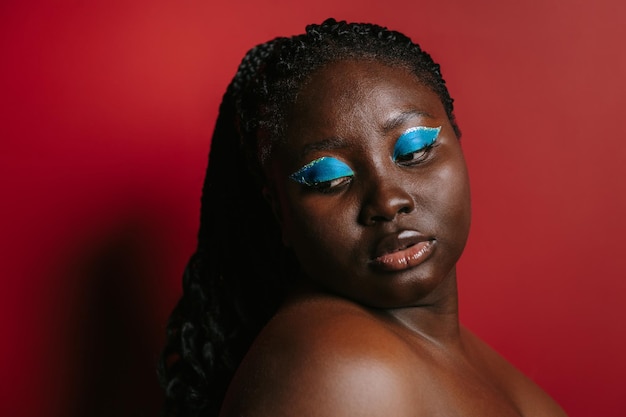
369, 230, 435, 272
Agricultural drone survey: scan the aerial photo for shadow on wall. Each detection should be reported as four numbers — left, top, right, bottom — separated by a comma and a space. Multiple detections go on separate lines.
61, 217, 168, 417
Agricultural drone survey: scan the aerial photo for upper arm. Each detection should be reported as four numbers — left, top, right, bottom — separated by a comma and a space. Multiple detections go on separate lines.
219, 310, 423, 417
290, 354, 417, 416
222, 347, 418, 417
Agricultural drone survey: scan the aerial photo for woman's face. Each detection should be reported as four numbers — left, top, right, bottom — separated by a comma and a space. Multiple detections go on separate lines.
266, 59, 471, 308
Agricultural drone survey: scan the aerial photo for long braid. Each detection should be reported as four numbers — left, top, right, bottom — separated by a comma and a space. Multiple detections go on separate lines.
157, 40, 292, 417
158, 18, 460, 417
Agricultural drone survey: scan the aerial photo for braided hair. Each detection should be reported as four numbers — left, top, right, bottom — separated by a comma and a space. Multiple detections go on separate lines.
157, 18, 459, 417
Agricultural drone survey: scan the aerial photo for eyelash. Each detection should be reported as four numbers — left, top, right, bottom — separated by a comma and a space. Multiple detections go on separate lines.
310, 176, 352, 194
394, 143, 439, 166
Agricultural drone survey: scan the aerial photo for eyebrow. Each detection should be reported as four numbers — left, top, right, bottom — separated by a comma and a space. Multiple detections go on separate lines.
380, 110, 431, 134
299, 136, 346, 159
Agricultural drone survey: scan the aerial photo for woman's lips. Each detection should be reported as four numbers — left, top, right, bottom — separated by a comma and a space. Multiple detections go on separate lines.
369, 230, 435, 272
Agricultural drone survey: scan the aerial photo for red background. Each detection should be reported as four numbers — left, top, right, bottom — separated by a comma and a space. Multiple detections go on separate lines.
1, 1, 625, 416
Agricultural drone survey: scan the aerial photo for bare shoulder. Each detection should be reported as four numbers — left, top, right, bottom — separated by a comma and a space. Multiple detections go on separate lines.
219, 295, 425, 417
461, 327, 569, 417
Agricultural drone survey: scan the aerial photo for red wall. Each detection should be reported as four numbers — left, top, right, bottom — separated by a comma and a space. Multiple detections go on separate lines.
1, 1, 624, 416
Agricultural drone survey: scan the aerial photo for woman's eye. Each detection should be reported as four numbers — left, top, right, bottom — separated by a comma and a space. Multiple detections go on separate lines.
289, 156, 354, 191
393, 126, 441, 165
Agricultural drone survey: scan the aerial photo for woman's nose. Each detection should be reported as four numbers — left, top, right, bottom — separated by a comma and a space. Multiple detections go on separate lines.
358, 174, 415, 225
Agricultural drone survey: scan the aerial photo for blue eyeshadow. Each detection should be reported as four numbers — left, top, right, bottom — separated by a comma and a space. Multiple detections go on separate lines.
393, 126, 441, 161
289, 156, 354, 186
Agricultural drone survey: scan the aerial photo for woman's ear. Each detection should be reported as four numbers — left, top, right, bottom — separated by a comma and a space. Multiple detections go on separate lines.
262, 185, 291, 247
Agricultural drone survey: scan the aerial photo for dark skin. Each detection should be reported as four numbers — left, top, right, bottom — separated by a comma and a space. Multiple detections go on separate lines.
219, 59, 568, 416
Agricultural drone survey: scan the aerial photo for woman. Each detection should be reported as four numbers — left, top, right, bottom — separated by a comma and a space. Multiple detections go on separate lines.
158, 18, 568, 416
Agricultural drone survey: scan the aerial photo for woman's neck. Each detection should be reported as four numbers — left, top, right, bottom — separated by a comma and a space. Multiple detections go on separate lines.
290, 267, 462, 347
381, 269, 461, 347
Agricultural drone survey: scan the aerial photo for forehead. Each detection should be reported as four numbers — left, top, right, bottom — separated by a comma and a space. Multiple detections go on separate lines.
285, 59, 445, 137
